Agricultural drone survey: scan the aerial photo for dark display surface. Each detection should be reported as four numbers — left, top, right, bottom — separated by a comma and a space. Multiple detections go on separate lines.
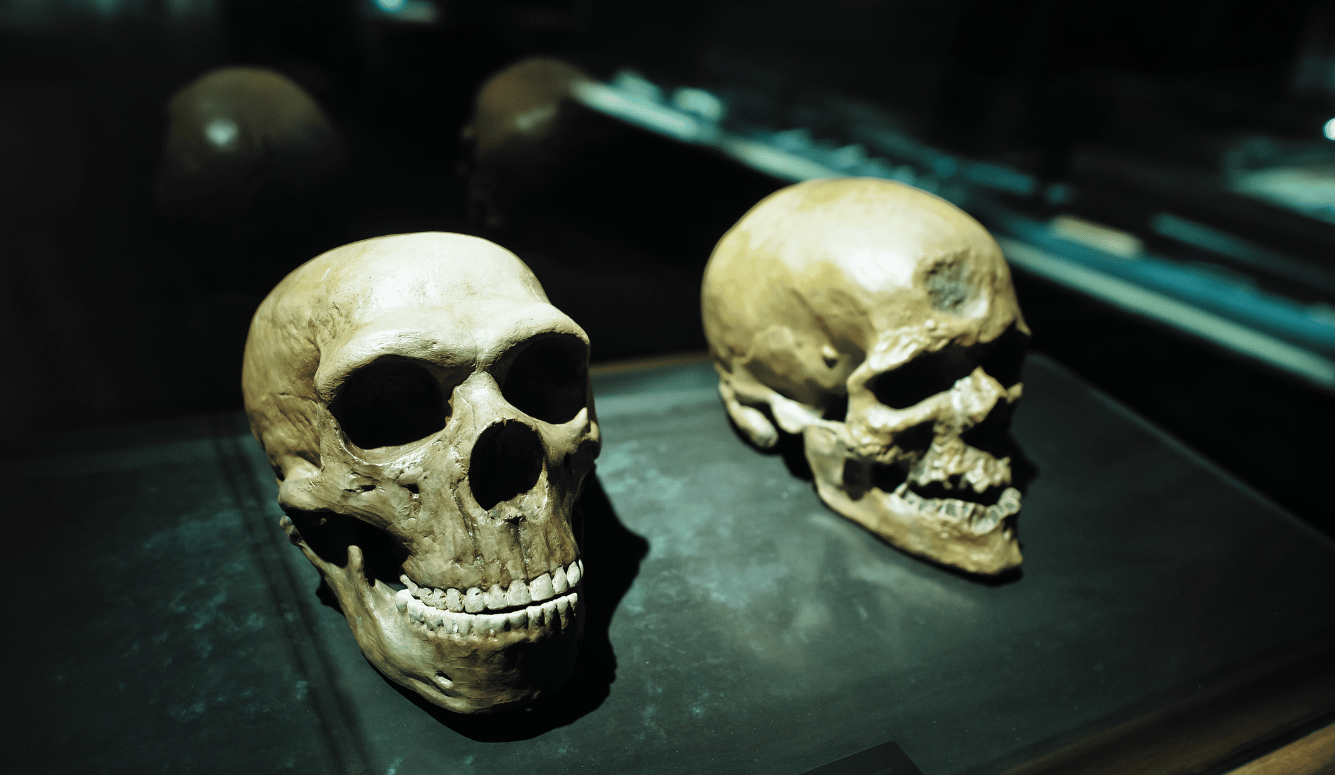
8, 355, 1335, 774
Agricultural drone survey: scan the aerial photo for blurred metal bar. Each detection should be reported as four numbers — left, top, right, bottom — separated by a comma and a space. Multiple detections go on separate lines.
999, 238, 1335, 389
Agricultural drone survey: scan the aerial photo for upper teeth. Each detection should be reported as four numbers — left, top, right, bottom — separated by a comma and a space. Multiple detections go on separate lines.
394, 588, 579, 637
398, 559, 584, 614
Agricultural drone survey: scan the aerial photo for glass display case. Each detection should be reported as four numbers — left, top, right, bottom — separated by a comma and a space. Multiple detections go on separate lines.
2, 2, 1334, 771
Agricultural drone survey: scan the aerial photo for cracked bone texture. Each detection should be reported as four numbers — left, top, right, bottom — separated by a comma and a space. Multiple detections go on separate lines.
242, 233, 600, 713
701, 178, 1031, 575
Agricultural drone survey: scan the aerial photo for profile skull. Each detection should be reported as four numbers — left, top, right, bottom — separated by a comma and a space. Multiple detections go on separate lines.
242, 233, 599, 713
701, 178, 1030, 575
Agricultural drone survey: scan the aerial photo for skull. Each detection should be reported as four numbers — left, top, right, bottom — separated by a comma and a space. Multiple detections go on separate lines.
155, 66, 344, 222
461, 57, 595, 232
241, 233, 600, 713
701, 178, 1030, 575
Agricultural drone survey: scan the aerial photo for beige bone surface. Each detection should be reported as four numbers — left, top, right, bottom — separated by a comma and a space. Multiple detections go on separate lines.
242, 233, 600, 713
702, 178, 1030, 575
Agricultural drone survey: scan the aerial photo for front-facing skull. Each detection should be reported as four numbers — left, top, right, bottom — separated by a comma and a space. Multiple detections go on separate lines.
702, 178, 1030, 575
242, 233, 600, 713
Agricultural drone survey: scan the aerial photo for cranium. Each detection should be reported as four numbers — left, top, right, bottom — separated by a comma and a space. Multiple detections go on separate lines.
701, 178, 1030, 575
241, 233, 600, 713
155, 66, 344, 222
461, 57, 594, 232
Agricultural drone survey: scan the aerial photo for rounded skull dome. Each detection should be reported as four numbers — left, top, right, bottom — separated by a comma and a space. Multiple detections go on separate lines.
155, 66, 344, 221
703, 177, 1024, 411
470, 57, 590, 159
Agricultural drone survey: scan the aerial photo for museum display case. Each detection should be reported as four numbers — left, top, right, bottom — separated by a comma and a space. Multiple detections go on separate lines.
2, 2, 1334, 772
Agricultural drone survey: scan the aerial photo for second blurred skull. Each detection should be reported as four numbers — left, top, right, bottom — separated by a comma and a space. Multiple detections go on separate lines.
462, 57, 600, 232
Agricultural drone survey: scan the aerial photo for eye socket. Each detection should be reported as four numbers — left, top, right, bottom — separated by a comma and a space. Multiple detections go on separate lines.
501, 336, 588, 424
870, 348, 975, 410
870, 327, 1029, 410
329, 358, 448, 450
978, 326, 1028, 388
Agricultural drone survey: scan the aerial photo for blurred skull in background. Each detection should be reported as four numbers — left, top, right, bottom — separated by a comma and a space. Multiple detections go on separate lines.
156, 66, 344, 222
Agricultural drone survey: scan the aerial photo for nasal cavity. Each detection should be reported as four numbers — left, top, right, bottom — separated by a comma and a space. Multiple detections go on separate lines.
469, 421, 544, 511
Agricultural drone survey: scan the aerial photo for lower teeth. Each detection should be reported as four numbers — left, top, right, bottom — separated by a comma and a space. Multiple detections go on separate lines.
891, 484, 1021, 527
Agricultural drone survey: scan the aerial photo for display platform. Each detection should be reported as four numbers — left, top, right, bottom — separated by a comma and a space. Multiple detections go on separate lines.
6, 355, 1335, 774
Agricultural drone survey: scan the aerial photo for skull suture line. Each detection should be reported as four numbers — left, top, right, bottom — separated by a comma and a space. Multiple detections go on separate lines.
242, 233, 600, 713
701, 178, 1030, 575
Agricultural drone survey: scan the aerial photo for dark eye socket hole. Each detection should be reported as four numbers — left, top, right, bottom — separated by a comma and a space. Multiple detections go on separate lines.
960, 403, 1016, 456
329, 359, 447, 450
502, 336, 588, 424
871, 348, 975, 410
978, 327, 1029, 388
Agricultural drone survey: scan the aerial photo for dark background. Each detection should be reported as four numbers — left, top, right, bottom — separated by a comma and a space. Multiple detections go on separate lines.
1, 0, 1332, 531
